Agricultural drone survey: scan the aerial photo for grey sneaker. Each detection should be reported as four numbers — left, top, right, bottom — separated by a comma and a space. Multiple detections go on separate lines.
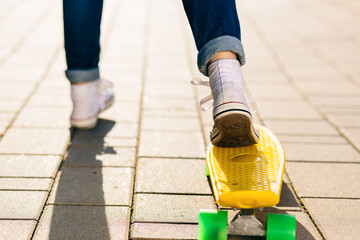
70, 78, 114, 129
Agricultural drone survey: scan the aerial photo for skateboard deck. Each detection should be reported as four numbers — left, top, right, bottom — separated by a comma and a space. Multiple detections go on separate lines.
199, 125, 295, 239
206, 124, 285, 209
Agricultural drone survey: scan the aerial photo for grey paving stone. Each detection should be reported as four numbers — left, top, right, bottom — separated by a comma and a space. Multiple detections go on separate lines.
0, 178, 53, 191
0, 191, 47, 219
0, 62, 46, 83
308, 96, 360, 107
34, 205, 130, 240
277, 183, 302, 210
257, 100, 323, 120
0, 99, 23, 112
287, 163, 360, 198
243, 70, 288, 84
71, 136, 137, 147
27, 94, 72, 107
320, 106, 360, 115
0, 220, 36, 240
303, 198, 360, 240
102, 63, 143, 76
142, 107, 197, 118
34, 84, 70, 97
0, 128, 70, 155
144, 82, 193, 98
283, 173, 291, 184
285, 65, 341, 80
0, 83, 34, 100
283, 143, 360, 162
0, 125, 6, 137
135, 158, 211, 194
75, 119, 138, 138
0, 118, 12, 136
133, 194, 216, 223
48, 167, 133, 206
113, 83, 142, 103
277, 135, 348, 144
0, 155, 62, 178
146, 55, 188, 68
13, 106, 71, 128
131, 223, 198, 239
296, 81, 360, 95
0, 112, 15, 121
197, 101, 212, 122
264, 119, 339, 135
139, 131, 205, 158
64, 145, 136, 167
291, 211, 323, 240
99, 102, 140, 123
147, 56, 188, 68
141, 116, 201, 132
327, 113, 360, 128
341, 128, 360, 150
247, 83, 302, 100
143, 96, 197, 112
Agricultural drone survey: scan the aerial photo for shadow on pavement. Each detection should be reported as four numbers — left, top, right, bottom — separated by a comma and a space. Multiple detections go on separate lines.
48, 119, 116, 240
228, 183, 317, 240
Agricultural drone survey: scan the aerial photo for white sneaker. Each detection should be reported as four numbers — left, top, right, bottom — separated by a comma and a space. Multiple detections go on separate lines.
208, 59, 259, 147
70, 78, 114, 129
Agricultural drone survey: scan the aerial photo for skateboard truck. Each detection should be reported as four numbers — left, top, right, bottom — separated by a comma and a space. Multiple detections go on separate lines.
228, 209, 266, 237
198, 208, 295, 240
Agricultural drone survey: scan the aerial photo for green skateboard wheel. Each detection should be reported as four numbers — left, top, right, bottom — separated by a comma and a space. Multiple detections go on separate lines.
266, 213, 296, 240
198, 210, 227, 240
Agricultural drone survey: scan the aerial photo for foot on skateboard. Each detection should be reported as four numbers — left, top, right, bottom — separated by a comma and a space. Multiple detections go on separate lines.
199, 125, 296, 239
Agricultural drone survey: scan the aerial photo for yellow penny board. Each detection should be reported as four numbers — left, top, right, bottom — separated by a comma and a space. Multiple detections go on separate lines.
207, 125, 285, 209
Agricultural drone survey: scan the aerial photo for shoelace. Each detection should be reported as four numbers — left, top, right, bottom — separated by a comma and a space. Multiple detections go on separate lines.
99, 78, 114, 92
190, 76, 258, 113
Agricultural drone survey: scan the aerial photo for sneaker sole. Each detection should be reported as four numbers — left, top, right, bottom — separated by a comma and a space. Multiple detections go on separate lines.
71, 116, 98, 129
211, 108, 259, 147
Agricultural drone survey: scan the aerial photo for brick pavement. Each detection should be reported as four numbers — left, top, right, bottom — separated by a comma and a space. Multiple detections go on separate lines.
0, 0, 359, 239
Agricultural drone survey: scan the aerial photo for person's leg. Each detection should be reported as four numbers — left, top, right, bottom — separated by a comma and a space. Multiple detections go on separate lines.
63, 0, 114, 129
182, 0, 245, 75
63, 0, 103, 83
182, 0, 259, 147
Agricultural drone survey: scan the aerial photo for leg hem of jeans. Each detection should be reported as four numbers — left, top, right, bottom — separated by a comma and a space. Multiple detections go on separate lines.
65, 68, 100, 83
197, 36, 246, 76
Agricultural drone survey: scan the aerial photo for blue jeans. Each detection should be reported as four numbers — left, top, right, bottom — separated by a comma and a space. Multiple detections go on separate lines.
64, 0, 245, 83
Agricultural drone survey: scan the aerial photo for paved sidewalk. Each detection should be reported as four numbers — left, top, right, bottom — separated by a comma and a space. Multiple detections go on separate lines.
0, 0, 359, 239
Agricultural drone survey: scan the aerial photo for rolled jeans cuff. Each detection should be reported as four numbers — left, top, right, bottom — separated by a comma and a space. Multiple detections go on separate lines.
197, 35, 246, 76
65, 68, 100, 83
